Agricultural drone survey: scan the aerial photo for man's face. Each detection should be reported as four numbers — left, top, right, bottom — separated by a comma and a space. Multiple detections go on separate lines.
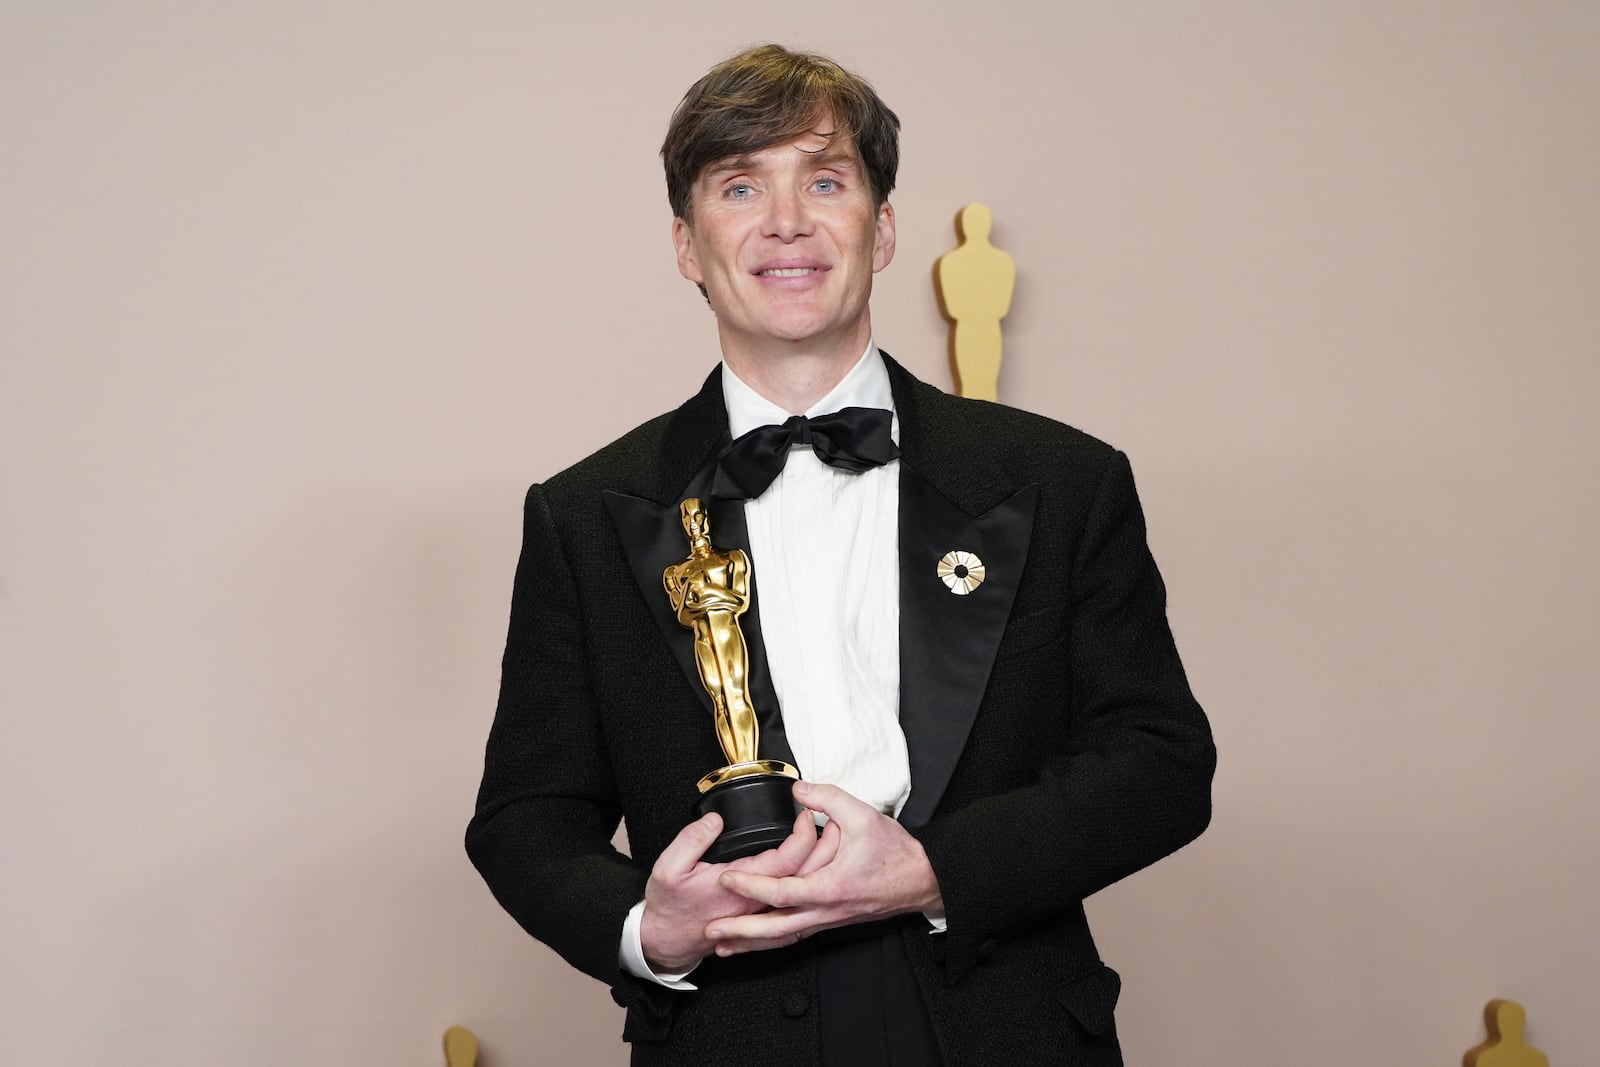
671, 126, 896, 359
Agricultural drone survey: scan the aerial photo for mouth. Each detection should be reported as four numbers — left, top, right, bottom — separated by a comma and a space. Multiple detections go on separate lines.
755, 266, 824, 278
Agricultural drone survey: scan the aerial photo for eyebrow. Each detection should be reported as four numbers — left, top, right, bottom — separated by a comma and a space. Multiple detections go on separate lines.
700, 146, 861, 181
702, 156, 758, 179
803, 147, 860, 170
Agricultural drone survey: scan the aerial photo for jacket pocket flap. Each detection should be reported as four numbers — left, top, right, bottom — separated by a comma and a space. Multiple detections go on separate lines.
996, 605, 1067, 660
1051, 964, 1121, 1035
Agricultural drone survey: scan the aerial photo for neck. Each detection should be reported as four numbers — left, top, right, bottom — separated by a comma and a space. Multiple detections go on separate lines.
718, 321, 871, 415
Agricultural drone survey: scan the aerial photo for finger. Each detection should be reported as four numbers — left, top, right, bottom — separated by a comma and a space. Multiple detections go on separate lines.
705, 908, 812, 946
729, 810, 818, 877
793, 781, 875, 829
795, 818, 841, 877
718, 869, 821, 910
652, 812, 723, 877
770, 809, 822, 873
713, 931, 815, 957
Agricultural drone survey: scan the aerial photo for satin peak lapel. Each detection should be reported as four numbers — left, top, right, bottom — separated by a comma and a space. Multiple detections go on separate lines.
602, 473, 798, 772
897, 467, 1038, 827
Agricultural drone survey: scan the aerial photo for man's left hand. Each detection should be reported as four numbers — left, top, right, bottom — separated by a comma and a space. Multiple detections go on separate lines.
706, 780, 944, 956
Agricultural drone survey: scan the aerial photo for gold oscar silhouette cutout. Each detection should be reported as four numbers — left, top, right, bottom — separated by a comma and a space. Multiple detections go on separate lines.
663, 499, 800, 862
936, 202, 1016, 402
1464, 1000, 1550, 1067
442, 1025, 478, 1067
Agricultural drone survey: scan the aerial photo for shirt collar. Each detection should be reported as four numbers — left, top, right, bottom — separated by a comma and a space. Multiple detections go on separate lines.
721, 343, 897, 441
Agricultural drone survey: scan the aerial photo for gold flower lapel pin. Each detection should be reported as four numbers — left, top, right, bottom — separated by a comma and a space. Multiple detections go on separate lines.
937, 550, 985, 595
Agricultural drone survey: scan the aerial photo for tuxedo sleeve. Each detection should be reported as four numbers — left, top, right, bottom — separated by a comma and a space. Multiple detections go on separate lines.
908, 449, 1216, 981
465, 484, 676, 1029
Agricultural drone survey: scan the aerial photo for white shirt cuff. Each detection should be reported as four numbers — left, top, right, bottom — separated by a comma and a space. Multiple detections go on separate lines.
619, 899, 700, 989
924, 910, 948, 933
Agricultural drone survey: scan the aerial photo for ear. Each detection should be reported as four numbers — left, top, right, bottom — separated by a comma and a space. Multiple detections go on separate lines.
672, 216, 703, 284
872, 201, 897, 273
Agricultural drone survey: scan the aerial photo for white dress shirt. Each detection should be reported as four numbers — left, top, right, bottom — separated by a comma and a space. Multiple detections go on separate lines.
620, 344, 922, 988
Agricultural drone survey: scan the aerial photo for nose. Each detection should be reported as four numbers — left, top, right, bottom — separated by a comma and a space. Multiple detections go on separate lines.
763, 186, 813, 242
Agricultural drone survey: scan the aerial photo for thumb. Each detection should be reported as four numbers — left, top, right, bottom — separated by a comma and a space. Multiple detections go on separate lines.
793, 781, 872, 829
654, 811, 723, 876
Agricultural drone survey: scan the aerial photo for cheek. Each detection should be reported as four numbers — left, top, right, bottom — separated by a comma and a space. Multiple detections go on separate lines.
695, 218, 745, 269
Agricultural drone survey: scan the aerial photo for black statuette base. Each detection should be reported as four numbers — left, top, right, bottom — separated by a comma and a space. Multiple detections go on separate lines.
694, 773, 804, 863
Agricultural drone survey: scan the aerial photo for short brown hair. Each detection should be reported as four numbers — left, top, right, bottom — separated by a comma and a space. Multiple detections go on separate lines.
661, 44, 901, 223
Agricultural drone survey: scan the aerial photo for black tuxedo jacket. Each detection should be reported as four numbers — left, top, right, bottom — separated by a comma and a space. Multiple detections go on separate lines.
467, 355, 1215, 1065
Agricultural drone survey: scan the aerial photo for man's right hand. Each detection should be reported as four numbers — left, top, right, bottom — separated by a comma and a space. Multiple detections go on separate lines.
639, 809, 818, 973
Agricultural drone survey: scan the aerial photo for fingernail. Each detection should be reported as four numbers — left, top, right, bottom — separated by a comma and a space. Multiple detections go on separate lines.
707, 928, 723, 939
794, 781, 812, 795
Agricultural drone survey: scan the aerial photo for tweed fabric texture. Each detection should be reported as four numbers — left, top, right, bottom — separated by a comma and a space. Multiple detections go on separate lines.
466, 355, 1214, 1065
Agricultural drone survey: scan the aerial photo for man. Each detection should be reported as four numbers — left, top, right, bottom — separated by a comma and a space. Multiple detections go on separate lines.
467, 44, 1215, 1066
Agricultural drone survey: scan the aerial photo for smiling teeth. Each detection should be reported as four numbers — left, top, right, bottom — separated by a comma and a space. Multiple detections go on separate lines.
760, 268, 814, 277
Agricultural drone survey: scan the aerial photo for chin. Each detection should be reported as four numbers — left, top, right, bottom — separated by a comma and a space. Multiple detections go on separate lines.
764, 308, 843, 341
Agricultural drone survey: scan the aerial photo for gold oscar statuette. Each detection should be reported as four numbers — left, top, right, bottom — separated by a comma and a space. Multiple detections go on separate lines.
663, 498, 801, 862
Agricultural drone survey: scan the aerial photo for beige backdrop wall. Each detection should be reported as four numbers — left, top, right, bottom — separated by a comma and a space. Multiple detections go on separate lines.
3, 3, 1596, 1065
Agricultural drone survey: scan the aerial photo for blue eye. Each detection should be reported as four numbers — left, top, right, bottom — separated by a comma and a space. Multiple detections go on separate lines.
814, 178, 837, 193
726, 183, 752, 199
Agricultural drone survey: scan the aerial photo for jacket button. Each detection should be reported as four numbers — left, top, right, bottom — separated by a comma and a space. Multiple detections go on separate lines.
978, 938, 1000, 960
783, 990, 810, 1018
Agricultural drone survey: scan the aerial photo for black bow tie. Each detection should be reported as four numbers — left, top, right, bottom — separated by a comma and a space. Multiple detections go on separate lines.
711, 406, 900, 499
